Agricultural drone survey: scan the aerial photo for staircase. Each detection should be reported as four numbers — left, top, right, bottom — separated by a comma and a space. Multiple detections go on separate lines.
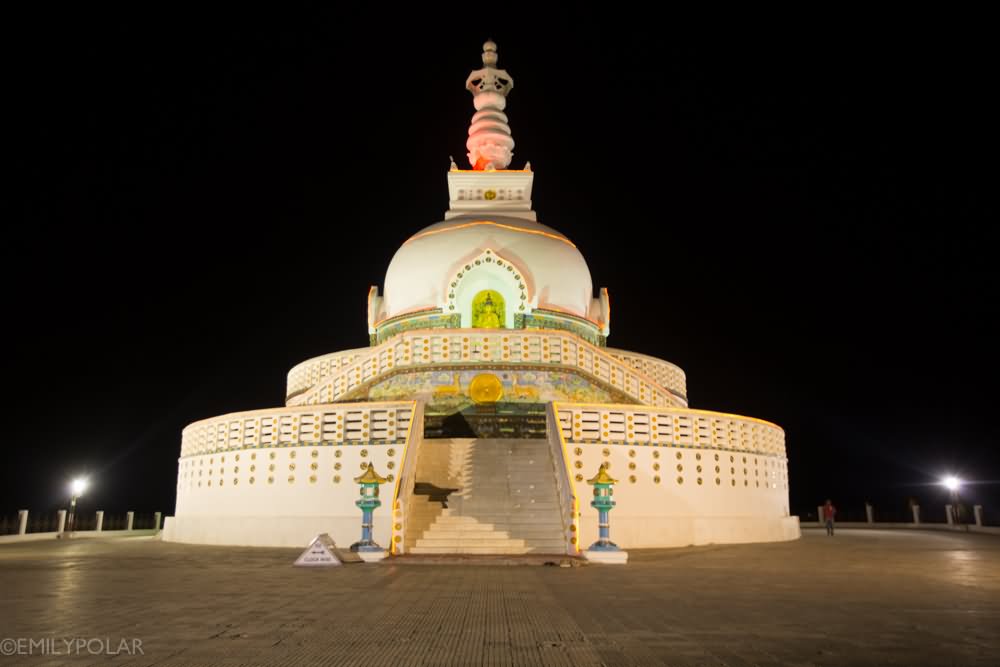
406, 438, 568, 555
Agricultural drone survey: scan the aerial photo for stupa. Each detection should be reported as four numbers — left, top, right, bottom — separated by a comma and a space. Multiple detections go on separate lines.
163, 42, 800, 553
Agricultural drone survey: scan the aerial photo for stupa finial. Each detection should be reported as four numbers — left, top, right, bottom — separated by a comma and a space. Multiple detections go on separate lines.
464, 40, 515, 170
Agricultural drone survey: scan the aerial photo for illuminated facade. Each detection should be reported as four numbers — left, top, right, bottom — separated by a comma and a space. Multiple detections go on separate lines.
163, 42, 800, 553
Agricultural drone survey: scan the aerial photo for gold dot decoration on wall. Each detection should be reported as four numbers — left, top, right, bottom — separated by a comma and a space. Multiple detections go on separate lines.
629, 475, 636, 483
288, 475, 295, 484
696, 453, 702, 461
309, 475, 317, 484
250, 477, 255, 484
697, 477, 703, 485
387, 448, 396, 457
311, 450, 319, 459
628, 462, 636, 470
290, 451, 296, 459
333, 475, 341, 483
653, 463, 660, 471
268, 476, 274, 484
360, 449, 369, 457
574, 447, 583, 456
334, 462, 342, 470
628, 450, 636, 458
251, 453, 256, 460
696, 465, 702, 473
676, 464, 683, 472
744, 480, 748, 486
387, 474, 395, 482
335, 450, 342, 458
250, 465, 256, 473
654, 475, 661, 484
602, 449, 610, 457
269, 452, 276, 460
715, 466, 720, 473
310, 462, 318, 471
676, 452, 682, 460
575, 474, 583, 482
731, 479, 736, 486
233, 478, 238, 485
677, 476, 684, 484
715, 478, 721, 485
360, 462, 368, 470
387, 461, 395, 469
714, 453, 720, 461
235, 454, 240, 462
289, 463, 296, 471
652, 451, 660, 459
234, 466, 239, 474
219, 479, 224, 486
574, 461, 583, 469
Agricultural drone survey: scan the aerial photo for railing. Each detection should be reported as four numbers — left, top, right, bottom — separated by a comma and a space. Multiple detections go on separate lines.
391, 401, 425, 555
605, 348, 687, 400
553, 402, 786, 458
286, 329, 688, 409
181, 401, 417, 458
801, 503, 997, 533
0, 509, 162, 543
546, 403, 580, 555
285, 347, 369, 402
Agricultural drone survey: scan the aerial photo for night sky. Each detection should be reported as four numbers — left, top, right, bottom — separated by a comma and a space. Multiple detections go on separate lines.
6, 13, 996, 524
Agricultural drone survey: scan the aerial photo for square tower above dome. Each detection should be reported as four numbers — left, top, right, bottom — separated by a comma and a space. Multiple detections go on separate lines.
445, 167, 536, 221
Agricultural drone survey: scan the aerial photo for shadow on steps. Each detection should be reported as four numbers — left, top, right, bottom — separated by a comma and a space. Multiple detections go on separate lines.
412, 482, 459, 507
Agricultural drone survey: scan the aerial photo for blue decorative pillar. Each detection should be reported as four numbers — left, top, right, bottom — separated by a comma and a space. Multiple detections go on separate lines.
351, 463, 389, 562
584, 463, 628, 563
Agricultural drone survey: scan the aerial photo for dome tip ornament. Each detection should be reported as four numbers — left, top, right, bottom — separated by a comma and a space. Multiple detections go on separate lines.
465, 40, 515, 170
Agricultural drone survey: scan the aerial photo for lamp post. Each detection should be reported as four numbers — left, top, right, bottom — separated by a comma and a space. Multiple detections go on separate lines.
583, 463, 628, 564
65, 478, 88, 538
942, 476, 963, 528
351, 463, 388, 562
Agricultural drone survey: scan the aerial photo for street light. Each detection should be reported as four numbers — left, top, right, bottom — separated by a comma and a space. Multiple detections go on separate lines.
66, 477, 89, 537
940, 476, 962, 526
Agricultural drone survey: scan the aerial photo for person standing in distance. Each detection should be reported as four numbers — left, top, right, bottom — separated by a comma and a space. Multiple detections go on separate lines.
823, 499, 837, 536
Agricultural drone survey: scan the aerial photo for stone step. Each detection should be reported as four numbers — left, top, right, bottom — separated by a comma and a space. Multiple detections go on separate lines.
415, 537, 528, 548
420, 530, 565, 541
427, 518, 564, 531
409, 545, 568, 555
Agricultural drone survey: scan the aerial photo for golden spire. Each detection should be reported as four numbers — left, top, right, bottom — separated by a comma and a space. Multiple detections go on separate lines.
354, 463, 388, 485
586, 463, 618, 485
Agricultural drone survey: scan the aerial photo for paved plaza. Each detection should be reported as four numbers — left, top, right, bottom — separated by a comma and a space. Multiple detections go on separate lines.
0, 529, 997, 666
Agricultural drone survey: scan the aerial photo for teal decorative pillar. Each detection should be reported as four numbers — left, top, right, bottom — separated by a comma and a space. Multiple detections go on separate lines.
351, 463, 389, 562
584, 463, 628, 563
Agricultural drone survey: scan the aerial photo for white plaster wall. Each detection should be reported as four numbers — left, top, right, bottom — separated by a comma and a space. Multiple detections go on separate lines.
167, 443, 402, 549
569, 442, 798, 549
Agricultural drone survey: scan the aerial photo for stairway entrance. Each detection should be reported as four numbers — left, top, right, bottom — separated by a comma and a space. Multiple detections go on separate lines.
405, 438, 568, 555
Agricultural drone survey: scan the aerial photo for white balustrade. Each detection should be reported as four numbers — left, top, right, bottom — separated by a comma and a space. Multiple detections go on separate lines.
286, 330, 687, 409
180, 401, 417, 458
553, 402, 786, 458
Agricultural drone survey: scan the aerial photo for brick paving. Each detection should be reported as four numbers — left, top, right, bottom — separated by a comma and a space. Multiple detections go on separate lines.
0, 529, 997, 666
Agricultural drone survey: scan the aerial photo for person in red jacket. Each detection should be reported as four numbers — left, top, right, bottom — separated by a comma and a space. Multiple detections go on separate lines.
823, 499, 837, 536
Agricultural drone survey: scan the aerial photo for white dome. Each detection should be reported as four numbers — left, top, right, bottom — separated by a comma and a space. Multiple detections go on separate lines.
381, 216, 594, 324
